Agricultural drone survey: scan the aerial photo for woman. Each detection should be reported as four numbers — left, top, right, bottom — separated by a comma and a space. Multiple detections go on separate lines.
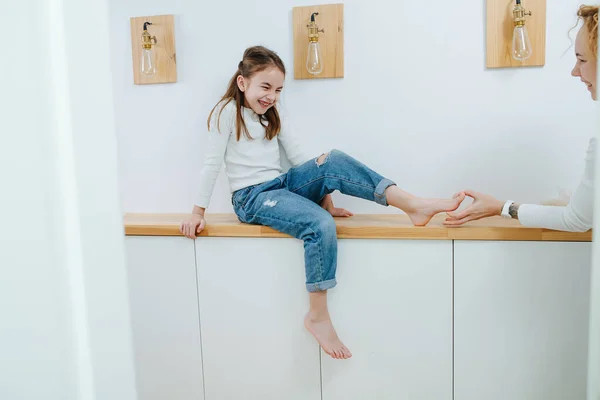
444, 5, 597, 232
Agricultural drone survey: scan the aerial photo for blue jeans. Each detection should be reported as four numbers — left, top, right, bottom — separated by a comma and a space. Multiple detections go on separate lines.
231, 149, 396, 292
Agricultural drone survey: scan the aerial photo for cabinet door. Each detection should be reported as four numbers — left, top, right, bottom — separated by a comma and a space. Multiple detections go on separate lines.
196, 238, 321, 400
322, 240, 453, 400
454, 241, 591, 400
125, 237, 204, 400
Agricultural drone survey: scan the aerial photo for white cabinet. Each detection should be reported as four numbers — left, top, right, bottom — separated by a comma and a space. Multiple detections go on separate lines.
195, 238, 321, 400
124, 235, 593, 400
454, 241, 591, 400
125, 237, 204, 400
322, 240, 453, 400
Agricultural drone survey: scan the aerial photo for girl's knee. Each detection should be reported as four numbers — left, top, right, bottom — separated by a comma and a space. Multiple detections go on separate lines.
316, 149, 345, 167
316, 152, 331, 166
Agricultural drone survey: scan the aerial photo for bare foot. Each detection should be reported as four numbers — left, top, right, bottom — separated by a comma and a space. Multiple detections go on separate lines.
405, 192, 465, 226
304, 313, 352, 359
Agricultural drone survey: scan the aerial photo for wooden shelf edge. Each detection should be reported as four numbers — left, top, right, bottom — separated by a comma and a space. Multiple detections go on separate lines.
123, 213, 592, 242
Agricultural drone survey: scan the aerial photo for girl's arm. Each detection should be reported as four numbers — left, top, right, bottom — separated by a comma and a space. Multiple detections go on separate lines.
192, 205, 205, 216
320, 194, 354, 218
181, 206, 206, 238
195, 106, 233, 210
181, 103, 233, 238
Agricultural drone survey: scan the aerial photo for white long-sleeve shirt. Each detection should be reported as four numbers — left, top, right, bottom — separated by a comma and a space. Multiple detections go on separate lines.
195, 100, 311, 209
518, 137, 597, 232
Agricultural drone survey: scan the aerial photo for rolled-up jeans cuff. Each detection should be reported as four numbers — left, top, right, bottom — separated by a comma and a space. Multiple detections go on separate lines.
374, 178, 396, 206
306, 278, 337, 292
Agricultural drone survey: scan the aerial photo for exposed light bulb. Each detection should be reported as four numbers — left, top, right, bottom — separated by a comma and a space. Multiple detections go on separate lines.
511, 0, 532, 62
141, 48, 156, 77
306, 42, 323, 75
141, 21, 157, 77
512, 25, 532, 61
306, 12, 324, 75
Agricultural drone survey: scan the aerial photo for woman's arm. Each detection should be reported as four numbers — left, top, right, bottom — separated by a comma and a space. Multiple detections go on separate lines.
516, 184, 593, 232
444, 138, 596, 232
516, 138, 596, 231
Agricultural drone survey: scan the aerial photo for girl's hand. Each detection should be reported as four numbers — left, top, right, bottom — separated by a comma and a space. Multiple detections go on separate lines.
326, 206, 354, 218
321, 194, 353, 218
180, 213, 206, 238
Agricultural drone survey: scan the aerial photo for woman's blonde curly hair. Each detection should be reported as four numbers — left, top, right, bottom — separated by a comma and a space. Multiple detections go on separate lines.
575, 5, 599, 58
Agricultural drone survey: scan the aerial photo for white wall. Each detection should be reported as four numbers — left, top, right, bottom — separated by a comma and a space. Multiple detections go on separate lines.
109, 0, 595, 214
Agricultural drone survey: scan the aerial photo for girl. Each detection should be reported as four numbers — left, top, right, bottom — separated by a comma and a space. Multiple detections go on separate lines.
180, 45, 464, 359
444, 5, 597, 231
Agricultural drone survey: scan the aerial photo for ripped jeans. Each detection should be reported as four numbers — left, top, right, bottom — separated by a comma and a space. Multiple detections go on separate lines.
231, 149, 396, 292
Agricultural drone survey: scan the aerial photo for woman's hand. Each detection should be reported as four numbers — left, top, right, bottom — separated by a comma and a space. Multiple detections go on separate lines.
180, 213, 206, 238
321, 194, 353, 218
443, 190, 504, 226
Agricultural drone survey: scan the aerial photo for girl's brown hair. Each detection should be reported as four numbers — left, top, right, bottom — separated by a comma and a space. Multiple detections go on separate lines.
575, 5, 599, 58
207, 46, 286, 141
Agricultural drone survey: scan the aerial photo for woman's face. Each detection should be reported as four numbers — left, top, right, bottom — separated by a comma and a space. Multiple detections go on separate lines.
571, 25, 597, 101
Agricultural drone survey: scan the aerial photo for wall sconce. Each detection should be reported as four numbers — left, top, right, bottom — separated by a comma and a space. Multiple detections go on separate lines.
141, 22, 157, 77
485, 0, 546, 68
306, 12, 325, 75
292, 4, 344, 80
512, 0, 532, 61
130, 15, 177, 85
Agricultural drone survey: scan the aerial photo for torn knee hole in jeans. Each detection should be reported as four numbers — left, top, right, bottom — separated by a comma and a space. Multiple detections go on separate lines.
316, 152, 331, 167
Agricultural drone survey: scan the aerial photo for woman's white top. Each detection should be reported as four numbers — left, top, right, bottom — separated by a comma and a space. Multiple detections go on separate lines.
519, 137, 596, 232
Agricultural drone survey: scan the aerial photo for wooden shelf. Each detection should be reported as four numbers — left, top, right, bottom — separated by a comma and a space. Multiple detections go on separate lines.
123, 213, 592, 242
